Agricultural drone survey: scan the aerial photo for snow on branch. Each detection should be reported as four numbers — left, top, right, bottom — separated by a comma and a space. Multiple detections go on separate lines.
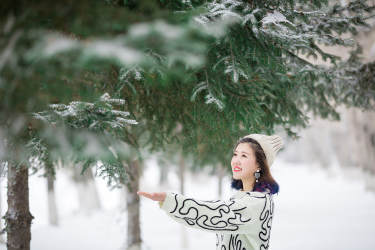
191, 71, 225, 110
33, 93, 137, 131
261, 10, 294, 26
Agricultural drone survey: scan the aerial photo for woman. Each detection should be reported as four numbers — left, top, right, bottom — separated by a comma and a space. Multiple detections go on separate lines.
137, 133, 284, 250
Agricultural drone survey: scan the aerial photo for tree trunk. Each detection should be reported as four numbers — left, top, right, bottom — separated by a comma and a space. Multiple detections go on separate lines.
119, 186, 127, 212
217, 163, 225, 199
72, 164, 101, 213
124, 159, 141, 250
47, 174, 58, 226
0, 177, 5, 244
329, 106, 375, 192
158, 164, 168, 186
347, 108, 375, 191
5, 163, 34, 250
178, 154, 189, 249
178, 154, 185, 195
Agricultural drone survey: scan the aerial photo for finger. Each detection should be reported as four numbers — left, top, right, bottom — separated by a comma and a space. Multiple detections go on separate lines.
137, 191, 151, 198
137, 191, 150, 196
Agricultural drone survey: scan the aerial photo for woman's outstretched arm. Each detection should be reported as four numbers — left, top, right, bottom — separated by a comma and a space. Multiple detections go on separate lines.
137, 190, 263, 235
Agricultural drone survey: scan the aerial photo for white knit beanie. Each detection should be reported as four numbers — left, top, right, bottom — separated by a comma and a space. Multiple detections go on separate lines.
242, 133, 284, 167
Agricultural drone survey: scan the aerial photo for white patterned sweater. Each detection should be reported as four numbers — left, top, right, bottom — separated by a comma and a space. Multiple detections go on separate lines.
159, 190, 274, 250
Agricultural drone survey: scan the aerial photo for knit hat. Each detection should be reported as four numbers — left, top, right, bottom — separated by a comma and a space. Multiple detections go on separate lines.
242, 134, 283, 167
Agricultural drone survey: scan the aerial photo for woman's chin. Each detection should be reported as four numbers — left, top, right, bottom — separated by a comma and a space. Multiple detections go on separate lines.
232, 174, 242, 180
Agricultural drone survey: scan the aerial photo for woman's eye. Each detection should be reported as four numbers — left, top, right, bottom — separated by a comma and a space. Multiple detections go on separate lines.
242, 155, 247, 158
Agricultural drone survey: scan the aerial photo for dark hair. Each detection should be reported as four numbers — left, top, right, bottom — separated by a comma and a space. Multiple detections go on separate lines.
231, 137, 279, 195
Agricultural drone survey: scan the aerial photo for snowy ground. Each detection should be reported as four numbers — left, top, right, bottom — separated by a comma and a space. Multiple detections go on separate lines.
0, 158, 375, 250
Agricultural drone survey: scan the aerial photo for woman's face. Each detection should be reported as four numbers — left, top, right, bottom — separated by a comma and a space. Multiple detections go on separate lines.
231, 143, 258, 180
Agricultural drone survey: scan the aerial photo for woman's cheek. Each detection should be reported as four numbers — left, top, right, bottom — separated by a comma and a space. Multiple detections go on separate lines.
242, 161, 252, 175
230, 160, 235, 167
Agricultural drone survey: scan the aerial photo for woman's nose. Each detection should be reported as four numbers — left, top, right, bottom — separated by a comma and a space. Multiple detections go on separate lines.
232, 157, 240, 165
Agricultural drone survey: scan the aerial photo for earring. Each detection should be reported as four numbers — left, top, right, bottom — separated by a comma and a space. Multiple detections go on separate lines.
254, 169, 260, 182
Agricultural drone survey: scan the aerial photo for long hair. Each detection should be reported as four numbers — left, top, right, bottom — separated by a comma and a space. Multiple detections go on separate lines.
231, 137, 280, 195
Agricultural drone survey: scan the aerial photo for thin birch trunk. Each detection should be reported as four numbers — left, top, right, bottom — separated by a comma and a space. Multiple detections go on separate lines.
47, 174, 58, 226
217, 163, 225, 199
179, 154, 189, 249
159, 164, 168, 186
179, 154, 185, 195
72, 164, 101, 213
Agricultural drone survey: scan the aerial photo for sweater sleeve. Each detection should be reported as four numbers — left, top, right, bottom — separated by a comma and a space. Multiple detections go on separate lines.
159, 191, 260, 234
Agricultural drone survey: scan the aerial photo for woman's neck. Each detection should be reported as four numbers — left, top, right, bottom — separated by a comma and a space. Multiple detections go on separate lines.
241, 177, 255, 191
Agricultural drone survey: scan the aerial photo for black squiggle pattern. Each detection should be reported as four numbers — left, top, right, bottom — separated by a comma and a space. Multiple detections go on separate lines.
169, 193, 252, 232
257, 193, 274, 250
167, 192, 274, 250
228, 234, 246, 250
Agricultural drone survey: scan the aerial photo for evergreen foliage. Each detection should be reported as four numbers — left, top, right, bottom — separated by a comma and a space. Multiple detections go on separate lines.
27, 93, 138, 186
1, 0, 374, 172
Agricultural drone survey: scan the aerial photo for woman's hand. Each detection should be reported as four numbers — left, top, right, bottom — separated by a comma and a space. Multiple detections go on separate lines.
137, 191, 166, 202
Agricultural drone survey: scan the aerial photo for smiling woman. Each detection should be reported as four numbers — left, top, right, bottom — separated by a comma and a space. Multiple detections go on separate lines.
137, 133, 284, 250
231, 135, 282, 194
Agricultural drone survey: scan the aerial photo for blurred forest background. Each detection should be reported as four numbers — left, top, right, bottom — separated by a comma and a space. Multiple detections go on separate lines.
0, 0, 375, 250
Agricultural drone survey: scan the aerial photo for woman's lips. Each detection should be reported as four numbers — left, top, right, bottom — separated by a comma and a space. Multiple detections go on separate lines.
233, 166, 242, 172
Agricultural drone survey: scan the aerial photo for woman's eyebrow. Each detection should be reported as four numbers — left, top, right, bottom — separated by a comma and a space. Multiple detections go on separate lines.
234, 150, 250, 155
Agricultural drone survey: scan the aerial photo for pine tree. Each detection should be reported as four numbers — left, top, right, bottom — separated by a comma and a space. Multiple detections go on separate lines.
1, 1, 374, 250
